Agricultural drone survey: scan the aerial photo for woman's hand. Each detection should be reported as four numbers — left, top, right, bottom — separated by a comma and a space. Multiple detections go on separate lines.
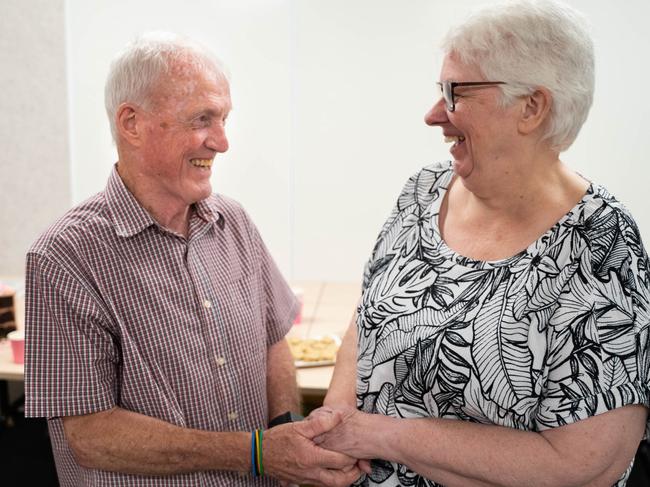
310, 406, 378, 466
264, 410, 367, 487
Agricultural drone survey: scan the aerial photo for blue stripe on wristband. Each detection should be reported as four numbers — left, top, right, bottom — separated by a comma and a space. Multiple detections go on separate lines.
251, 430, 257, 477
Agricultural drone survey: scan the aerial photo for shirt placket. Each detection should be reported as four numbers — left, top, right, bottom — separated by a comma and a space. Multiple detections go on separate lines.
186, 222, 241, 431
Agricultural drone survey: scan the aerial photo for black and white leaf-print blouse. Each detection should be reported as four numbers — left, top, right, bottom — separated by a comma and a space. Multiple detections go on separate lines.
357, 161, 650, 487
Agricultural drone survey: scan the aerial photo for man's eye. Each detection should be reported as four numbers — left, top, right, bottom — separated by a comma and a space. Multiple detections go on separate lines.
193, 116, 211, 127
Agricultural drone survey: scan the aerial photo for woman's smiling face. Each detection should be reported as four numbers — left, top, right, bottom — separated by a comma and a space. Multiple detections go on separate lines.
425, 52, 523, 186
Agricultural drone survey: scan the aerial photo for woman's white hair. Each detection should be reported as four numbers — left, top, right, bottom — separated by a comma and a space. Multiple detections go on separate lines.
104, 31, 228, 142
442, 0, 594, 152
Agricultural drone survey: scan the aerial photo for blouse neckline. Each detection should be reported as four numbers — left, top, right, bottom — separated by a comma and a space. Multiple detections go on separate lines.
428, 162, 595, 269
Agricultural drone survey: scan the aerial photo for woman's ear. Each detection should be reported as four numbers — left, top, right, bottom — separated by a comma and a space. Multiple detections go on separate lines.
518, 87, 552, 136
115, 103, 144, 146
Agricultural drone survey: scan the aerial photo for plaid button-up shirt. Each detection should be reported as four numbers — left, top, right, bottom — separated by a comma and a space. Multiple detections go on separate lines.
24, 166, 297, 486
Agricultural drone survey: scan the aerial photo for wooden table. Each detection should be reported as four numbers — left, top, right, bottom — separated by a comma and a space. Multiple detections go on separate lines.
0, 281, 360, 395
288, 281, 360, 396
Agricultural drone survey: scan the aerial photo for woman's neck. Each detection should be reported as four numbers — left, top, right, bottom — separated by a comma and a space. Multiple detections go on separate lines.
452, 155, 587, 223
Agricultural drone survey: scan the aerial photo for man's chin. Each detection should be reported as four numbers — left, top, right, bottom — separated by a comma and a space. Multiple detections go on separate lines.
188, 184, 213, 203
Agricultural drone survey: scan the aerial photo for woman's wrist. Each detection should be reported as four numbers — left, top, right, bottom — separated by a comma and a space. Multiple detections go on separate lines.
380, 415, 428, 466
358, 412, 401, 461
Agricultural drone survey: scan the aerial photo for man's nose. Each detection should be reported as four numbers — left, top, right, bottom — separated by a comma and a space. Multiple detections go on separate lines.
424, 97, 448, 126
206, 123, 229, 153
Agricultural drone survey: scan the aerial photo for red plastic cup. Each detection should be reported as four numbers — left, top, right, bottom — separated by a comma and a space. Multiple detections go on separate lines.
292, 288, 304, 325
7, 330, 24, 364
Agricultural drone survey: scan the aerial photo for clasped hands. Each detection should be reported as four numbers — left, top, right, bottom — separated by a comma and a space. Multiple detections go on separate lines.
263, 406, 372, 487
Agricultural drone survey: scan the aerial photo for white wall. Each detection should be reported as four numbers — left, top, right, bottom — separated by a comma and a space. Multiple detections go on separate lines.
64, 0, 650, 281
0, 0, 71, 275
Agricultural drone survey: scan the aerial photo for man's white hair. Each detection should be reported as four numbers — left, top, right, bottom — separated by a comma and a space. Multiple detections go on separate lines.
104, 31, 228, 142
442, 0, 594, 152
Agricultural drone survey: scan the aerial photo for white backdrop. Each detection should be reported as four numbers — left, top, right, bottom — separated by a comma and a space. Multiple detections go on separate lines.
0, 0, 71, 276
66, 0, 650, 281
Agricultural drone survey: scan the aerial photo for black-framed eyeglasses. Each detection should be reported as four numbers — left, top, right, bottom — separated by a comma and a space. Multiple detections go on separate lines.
437, 81, 506, 112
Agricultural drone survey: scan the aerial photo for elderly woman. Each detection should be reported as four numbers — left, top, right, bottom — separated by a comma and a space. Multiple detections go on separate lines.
317, 1, 650, 486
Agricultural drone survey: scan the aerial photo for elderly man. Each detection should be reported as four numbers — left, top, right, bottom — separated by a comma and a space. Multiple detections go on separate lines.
23, 32, 363, 486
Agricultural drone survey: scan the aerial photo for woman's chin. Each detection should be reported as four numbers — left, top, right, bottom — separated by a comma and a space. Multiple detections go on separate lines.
452, 159, 474, 179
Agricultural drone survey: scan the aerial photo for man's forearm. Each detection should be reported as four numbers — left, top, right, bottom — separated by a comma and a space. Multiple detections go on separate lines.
266, 338, 300, 421
63, 407, 250, 475
64, 404, 366, 486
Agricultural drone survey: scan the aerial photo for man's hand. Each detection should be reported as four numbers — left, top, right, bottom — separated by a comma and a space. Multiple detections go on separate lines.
264, 410, 365, 487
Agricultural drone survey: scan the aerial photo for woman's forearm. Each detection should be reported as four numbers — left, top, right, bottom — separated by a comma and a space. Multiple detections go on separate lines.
329, 405, 645, 487
324, 315, 358, 408
375, 415, 562, 487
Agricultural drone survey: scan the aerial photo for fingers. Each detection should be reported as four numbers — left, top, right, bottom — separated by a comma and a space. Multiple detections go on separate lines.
308, 406, 334, 419
317, 447, 360, 470
295, 409, 342, 439
317, 465, 365, 487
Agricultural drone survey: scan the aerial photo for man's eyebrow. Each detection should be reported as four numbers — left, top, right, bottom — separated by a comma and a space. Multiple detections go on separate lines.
190, 108, 217, 117
189, 107, 230, 119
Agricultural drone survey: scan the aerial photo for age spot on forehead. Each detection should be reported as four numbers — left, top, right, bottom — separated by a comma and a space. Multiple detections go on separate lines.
159, 121, 169, 129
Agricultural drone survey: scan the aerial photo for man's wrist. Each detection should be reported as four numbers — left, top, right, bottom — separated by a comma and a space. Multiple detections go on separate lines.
268, 411, 304, 428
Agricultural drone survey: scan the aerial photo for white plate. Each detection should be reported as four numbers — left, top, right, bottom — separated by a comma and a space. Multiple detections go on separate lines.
291, 334, 341, 368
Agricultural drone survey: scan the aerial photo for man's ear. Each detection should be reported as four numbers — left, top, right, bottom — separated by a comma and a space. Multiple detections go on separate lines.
518, 87, 552, 136
116, 103, 145, 146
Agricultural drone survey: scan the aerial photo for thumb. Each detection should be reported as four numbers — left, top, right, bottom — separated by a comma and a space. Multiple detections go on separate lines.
295, 409, 342, 439
358, 459, 372, 474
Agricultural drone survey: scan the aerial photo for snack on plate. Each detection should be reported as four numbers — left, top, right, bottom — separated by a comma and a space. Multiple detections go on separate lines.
288, 335, 340, 363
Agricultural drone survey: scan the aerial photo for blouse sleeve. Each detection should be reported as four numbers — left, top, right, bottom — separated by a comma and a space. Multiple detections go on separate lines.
534, 205, 650, 433
362, 164, 450, 292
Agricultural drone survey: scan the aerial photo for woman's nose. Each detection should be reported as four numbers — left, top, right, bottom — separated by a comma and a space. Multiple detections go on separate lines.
424, 97, 448, 126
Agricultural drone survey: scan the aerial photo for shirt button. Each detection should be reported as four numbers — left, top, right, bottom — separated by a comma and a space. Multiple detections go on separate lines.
215, 356, 226, 366
203, 299, 212, 309
227, 411, 238, 421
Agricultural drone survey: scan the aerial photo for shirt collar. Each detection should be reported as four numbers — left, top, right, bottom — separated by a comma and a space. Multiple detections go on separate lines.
194, 197, 221, 226
105, 164, 225, 237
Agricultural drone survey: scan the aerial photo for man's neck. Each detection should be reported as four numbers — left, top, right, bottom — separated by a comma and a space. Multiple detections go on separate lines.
116, 161, 192, 238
